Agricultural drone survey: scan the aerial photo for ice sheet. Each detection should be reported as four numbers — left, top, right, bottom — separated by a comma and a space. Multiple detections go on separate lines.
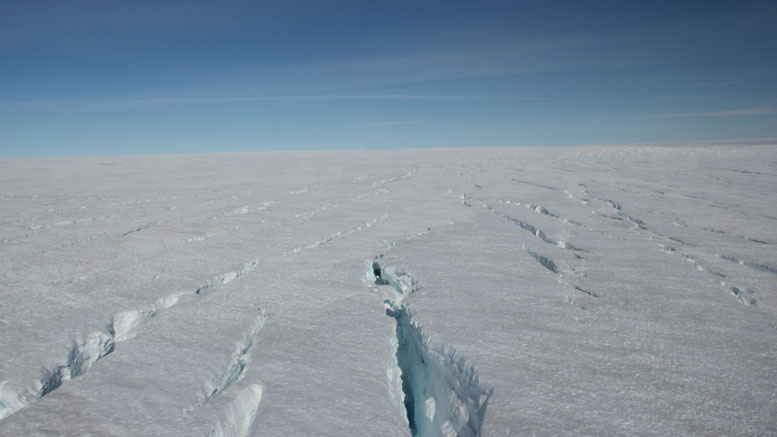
1, 145, 775, 435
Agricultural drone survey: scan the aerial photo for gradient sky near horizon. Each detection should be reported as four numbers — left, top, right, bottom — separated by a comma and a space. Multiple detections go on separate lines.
1, 0, 776, 157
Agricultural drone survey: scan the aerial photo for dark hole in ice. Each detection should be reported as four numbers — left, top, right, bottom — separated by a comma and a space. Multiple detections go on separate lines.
373, 261, 390, 286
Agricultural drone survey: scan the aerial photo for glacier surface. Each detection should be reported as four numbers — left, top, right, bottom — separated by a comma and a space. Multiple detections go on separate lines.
1, 144, 776, 435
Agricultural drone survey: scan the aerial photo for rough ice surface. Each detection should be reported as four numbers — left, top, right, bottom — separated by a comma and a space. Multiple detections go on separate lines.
1, 144, 777, 435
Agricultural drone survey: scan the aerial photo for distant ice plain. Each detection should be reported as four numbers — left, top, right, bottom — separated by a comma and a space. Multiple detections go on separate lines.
1, 144, 776, 436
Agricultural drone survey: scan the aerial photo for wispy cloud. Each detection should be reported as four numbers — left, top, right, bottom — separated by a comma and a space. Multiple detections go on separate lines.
0, 94, 526, 110
348, 120, 427, 128
642, 108, 777, 119
263, 35, 698, 92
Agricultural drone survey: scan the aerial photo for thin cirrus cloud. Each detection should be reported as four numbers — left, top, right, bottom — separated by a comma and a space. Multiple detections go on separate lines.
0, 94, 526, 111
267, 38, 638, 90
642, 108, 777, 119
347, 120, 427, 128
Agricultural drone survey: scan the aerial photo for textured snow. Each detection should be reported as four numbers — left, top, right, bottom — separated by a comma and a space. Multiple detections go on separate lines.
1, 144, 776, 435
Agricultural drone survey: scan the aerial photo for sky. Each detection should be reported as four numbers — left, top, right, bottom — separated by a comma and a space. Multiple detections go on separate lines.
1, 0, 776, 157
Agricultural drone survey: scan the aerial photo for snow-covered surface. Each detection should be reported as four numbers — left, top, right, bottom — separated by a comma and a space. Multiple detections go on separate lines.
1, 144, 776, 436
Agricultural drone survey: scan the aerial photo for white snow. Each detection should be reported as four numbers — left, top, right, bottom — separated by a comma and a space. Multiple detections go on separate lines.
1, 144, 776, 435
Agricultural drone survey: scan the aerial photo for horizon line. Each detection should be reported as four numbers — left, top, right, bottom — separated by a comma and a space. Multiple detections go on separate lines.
2, 137, 776, 160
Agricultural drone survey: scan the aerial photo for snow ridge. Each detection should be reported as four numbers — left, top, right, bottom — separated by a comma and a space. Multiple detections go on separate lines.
371, 167, 417, 193
209, 384, 263, 437
367, 258, 492, 437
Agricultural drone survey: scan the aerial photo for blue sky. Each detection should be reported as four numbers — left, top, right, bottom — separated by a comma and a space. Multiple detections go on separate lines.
1, 0, 776, 157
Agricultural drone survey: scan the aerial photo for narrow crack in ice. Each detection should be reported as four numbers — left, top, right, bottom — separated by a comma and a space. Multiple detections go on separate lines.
283, 215, 389, 257
718, 255, 777, 276
586, 189, 758, 306
0, 259, 260, 421
189, 311, 267, 413
491, 198, 583, 227
122, 222, 155, 236
483, 204, 581, 251
510, 178, 558, 191
470, 196, 594, 300
371, 167, 417, 193
525, 247, 558, 274
523, 246, 599, 299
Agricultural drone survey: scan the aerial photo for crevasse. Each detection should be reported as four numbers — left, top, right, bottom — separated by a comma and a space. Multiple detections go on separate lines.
368, 258, 492, 437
